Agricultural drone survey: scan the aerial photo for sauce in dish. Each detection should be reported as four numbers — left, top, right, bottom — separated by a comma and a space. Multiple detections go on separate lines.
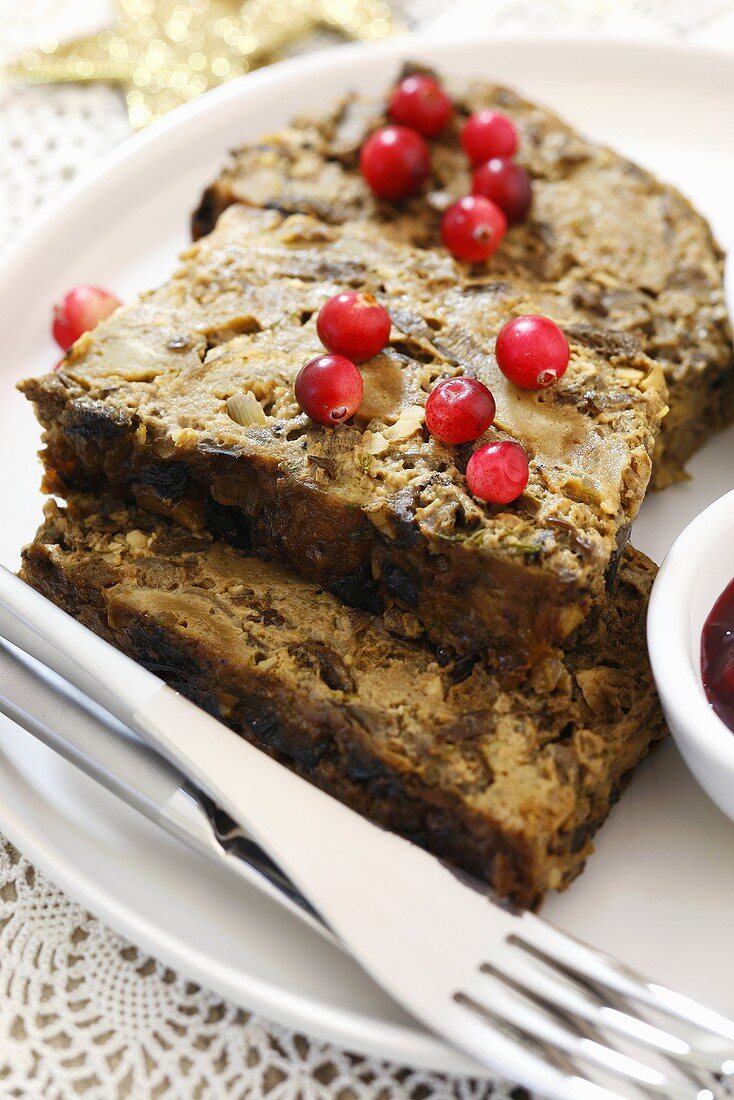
701, 578, 734, 732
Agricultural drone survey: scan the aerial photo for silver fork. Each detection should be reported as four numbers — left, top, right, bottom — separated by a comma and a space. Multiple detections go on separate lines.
1, 565, 732, 1100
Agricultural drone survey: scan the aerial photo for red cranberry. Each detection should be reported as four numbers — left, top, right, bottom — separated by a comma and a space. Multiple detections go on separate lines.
461, 110, 518, 165
466, 441, 529, 504
317, 291, 391, 363
388, 74, 453, 137
295, 354, 363, 425
441, 195, 507, 263
52, 285, 121, 351
359, 126, 431, 201
425, 377, 496, 444
471, 157, 532, 224
496, 315, 570, 390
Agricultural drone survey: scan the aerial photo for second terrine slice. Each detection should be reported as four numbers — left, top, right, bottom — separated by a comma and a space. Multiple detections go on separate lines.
21, 496, 665, 909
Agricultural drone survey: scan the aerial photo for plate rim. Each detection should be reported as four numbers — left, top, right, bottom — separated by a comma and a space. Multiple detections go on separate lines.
1, 32, 733, 1078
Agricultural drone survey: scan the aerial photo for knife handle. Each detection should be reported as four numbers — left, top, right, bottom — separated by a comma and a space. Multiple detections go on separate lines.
0, 633, 338, 946
0, 568, 359, 899
0, 635, 186, 819
0, 566, 161, 725
1, 567, 407, 957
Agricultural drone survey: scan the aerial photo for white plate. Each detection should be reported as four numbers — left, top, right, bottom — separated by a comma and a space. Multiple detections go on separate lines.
0, 35, 733, 1078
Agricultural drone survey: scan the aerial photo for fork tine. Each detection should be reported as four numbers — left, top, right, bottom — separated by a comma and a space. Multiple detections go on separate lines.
456, 989, 706, 1100
479, 961, 724, 1091
515, 915, 734, 1050
479, 955, 728, 1076
451, 992, 634, 1100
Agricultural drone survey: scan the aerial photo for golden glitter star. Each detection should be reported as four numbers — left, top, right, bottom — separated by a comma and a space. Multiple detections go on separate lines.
5, 0, 399, 128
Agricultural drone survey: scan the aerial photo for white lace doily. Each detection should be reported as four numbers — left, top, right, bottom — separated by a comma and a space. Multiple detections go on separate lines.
1, 2, 733, 1097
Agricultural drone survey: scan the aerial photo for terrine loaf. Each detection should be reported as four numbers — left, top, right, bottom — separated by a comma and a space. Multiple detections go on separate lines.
21, 205, 666, 675
193, 70, 733, 488
21, 497, 666, 909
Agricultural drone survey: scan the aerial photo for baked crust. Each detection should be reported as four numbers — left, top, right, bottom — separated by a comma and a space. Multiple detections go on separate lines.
21, 497, 666, 909
20, 206, 666, 675
192, 69, 734, 488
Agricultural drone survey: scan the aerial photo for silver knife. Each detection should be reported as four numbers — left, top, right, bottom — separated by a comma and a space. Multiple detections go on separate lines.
0, 636, 335, 946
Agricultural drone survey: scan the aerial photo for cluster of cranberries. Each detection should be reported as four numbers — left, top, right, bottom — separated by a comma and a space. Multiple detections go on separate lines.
296, 286, 569, 503
53, 79, 560, 510
421, 313, 568, 504
295, 292, 391, 425
359, 74, 532, 265
424, 376, 529, 505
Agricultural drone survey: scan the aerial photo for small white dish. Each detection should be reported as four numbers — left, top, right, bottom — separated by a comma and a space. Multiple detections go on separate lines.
649, 490, 734, 823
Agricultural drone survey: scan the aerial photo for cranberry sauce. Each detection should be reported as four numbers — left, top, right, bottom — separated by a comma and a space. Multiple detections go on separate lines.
701, 577, 734, 732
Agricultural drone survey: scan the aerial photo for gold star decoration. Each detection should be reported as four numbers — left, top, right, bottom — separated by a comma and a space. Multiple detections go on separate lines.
5, 0, 400, 128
